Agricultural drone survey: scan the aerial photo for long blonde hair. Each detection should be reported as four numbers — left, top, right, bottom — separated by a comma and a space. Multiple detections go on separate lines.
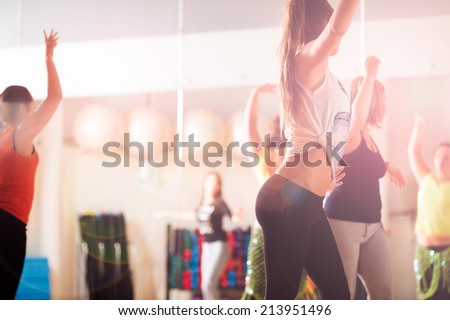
279, 0, 333, 129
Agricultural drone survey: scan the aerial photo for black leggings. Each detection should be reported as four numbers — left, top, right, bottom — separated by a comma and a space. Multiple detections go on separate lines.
0, 208, 27, 300
256, 174, 350, 300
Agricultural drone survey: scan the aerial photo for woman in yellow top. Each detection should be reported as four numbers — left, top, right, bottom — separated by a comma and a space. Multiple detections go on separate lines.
408, 115, 450, 299
241, 84, 317, 300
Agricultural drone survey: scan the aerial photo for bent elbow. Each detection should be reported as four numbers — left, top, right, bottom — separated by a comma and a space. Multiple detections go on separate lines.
49, 91, 63, 104
329, 21, 347, 38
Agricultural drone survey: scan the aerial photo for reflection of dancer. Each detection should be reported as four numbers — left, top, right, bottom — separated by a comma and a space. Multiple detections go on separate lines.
241, 84, 317, 300
0, 30, 62, 299
196, 172, 241, 300
408, 116, 450, 300
324, 57, 405, 299
256, 0, 360, 300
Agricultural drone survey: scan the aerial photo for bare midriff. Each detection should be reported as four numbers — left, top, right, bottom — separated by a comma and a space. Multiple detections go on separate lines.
275, 147, 331, 197
416, 234, 450, 248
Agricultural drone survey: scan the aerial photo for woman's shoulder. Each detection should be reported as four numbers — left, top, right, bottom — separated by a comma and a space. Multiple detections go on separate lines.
213, 197, 226, 206
213, 198, 230, 212
420, 173, 438, 187
0, 126, 14, 146
293, 59, 329, 94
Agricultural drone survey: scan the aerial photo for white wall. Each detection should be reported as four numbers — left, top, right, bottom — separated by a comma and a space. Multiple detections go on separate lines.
2, 16, 450, 98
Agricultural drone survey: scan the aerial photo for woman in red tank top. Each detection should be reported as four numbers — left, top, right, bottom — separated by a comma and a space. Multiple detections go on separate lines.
0, 30, 62, 299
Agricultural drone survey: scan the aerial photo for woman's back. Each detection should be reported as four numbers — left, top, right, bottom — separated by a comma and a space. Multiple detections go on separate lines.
324, 135, 386, 223
0, 128, 39, 224
276, 69, 350, 196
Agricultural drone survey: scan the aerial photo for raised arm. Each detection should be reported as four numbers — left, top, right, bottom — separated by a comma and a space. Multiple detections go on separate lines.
297, 0, 360, 75
16, 30, 62, 152
408, 116, 430, 184
244, 84, 277, 153
345, 57, 379, 154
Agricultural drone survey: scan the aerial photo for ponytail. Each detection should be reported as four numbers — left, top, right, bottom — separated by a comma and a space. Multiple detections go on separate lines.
279, 0, 334, 131
279, 0, 306, 130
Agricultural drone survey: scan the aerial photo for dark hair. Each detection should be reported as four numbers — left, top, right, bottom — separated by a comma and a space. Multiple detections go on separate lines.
201, 171, 222, 201
1, 85, 33, 103
279, 0, 333, 129
0, 86, 34, 125
350, 77, 386, 128
304, 0, 334, 43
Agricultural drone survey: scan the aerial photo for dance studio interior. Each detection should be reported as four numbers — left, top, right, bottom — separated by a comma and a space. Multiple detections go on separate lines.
1, 0, 450, 301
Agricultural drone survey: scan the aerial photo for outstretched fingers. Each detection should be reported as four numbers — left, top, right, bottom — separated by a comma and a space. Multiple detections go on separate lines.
44, 29, 59, 42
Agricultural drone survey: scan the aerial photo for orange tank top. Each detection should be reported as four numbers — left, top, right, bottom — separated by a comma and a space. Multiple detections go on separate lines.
0, 128, 39, 224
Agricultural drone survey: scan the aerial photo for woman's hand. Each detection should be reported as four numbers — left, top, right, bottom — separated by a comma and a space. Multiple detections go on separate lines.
414, 114, 426, 129
255, 84, 278, 95
384, 228, 392, 238
386, 164, 405, 188
365, 56, 380, 80
44, 29, 59, 60
326, 166, 346, 197
333, 166, 346, 188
